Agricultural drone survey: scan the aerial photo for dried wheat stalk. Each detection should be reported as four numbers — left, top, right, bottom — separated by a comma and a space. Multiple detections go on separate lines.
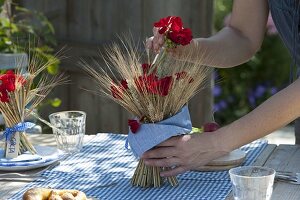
1, 50, 69, 156
82, 38, 211, 187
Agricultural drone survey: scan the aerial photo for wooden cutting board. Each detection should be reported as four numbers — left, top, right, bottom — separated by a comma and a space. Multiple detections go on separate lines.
195, 149, 246, 171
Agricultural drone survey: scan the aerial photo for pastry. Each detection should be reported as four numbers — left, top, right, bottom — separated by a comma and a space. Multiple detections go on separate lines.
23, 187, 87, 200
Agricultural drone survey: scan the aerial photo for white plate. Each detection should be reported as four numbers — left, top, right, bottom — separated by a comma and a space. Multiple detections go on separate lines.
0, 146, 64, 171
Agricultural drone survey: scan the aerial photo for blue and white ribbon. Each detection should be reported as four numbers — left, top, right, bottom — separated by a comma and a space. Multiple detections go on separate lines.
0, 122, 36, 141
127, 105, 192, 158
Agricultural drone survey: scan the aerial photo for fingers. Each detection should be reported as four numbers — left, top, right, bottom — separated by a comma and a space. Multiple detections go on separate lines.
145, 36, 154, 50
153, 27, 159, 35
160, 166, 187, 177
144, 157, 180, 168
142, 146, 177, 159
150, 27, 164, 53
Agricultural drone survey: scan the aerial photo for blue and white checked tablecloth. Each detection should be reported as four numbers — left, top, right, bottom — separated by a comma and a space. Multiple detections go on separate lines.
9, 133, 268, 200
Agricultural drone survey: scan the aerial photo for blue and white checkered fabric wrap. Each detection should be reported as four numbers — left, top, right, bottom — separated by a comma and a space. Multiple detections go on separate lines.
10, 133, 268, 200
128, 105, 192, 157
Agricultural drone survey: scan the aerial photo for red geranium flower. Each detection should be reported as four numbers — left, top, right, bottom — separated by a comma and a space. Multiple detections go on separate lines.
120, 79, 128, 90
0, 70, 16, 92
154, 16, 173, 34
142, 63, 151, 74
0, 70, 19, 103
175, 71, 188, 80
111, 85, 123, 99
168, 28, 193, 46
110, 79, 129, 99
170, 17, 183, 32
135, 73, 158, 94
128, 119, 140, 133
154, 16, 183, 34
150, 76, 173, 96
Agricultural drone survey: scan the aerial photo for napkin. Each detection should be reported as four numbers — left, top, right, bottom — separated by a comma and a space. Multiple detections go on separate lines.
0, 146, 63, 167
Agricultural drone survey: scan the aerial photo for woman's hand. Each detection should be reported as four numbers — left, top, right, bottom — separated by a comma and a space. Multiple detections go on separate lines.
146, 27, 198, 59
146, 27, 165, 54
142, 131, 230, 177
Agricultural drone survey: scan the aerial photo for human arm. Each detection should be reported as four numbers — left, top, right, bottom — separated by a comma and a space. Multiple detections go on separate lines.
143, 78, 300, 177
147, 0, 269, 68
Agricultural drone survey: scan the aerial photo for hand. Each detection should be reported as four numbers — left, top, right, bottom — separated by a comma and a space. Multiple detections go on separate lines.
146, 27, 165, 54
146, 27, 198, 59
142, 131, 229, 177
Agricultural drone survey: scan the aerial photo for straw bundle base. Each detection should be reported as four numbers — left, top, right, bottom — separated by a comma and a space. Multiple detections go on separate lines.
131, 159, 178, 188
19, 132, 37, 155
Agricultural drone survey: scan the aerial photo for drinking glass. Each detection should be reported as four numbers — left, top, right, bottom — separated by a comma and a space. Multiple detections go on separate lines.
229, 166, 275, 200
49, 111, 86, 154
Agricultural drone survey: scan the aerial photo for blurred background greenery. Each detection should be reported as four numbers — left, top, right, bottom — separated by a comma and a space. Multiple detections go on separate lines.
213, 0, 291, 125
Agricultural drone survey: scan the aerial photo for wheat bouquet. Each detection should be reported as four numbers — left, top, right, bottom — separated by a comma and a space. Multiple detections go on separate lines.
0, 52, 68, 158
84, 16, 211, 187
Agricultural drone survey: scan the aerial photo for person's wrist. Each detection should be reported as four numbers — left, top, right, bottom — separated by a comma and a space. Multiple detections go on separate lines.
212, 127, 235, 153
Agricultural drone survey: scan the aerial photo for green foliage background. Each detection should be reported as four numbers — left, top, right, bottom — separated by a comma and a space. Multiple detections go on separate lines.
0, 1, 61, 108
213, 1, 291, 125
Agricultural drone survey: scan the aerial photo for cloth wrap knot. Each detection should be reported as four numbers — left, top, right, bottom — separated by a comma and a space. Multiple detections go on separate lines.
127, 105, 192, 158
0, 122, 35, 141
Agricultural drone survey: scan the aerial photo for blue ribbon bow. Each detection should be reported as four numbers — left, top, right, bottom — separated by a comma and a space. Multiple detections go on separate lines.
0, 122, 36, 141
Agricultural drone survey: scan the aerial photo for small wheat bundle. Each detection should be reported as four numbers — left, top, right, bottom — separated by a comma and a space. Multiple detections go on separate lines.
83, 16, 211, 187
0, 52, 68, 158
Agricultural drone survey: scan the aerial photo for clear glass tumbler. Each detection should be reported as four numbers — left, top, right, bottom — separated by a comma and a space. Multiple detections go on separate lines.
229, 166, 275, 200
49, 111, 86, 154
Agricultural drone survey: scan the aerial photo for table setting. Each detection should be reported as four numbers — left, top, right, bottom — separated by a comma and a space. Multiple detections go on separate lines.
5, 133, 268, 200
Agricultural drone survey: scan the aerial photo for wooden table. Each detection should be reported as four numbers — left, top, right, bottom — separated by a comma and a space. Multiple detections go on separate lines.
1, 134, 300, 200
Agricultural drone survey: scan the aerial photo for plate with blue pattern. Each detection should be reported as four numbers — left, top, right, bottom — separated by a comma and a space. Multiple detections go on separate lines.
0, 146, 64, 171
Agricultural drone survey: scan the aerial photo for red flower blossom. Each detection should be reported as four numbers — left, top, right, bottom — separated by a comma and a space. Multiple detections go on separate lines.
170, 17, 183, 32
135, 74, 172, 96
111, 79, 129, 99
168, 28, 193, 46
128, 119, 140, 133
0, 70, 20, 103
0, 92, 9, 102
150, 76, 173, 96
111, 85, 123, 99
154, 16, 193, 46
154, 16, 183, 34
120, 79, 128, 90
135, 74, 158, 94
154, 16, 172, 34
0, 70, 16, 92
175, 71, 188, 80
142, 63, 151, 74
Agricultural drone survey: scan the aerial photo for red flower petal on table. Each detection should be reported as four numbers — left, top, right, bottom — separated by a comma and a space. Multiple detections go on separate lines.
168, 28, 193, 46
128, 119, 140, 133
